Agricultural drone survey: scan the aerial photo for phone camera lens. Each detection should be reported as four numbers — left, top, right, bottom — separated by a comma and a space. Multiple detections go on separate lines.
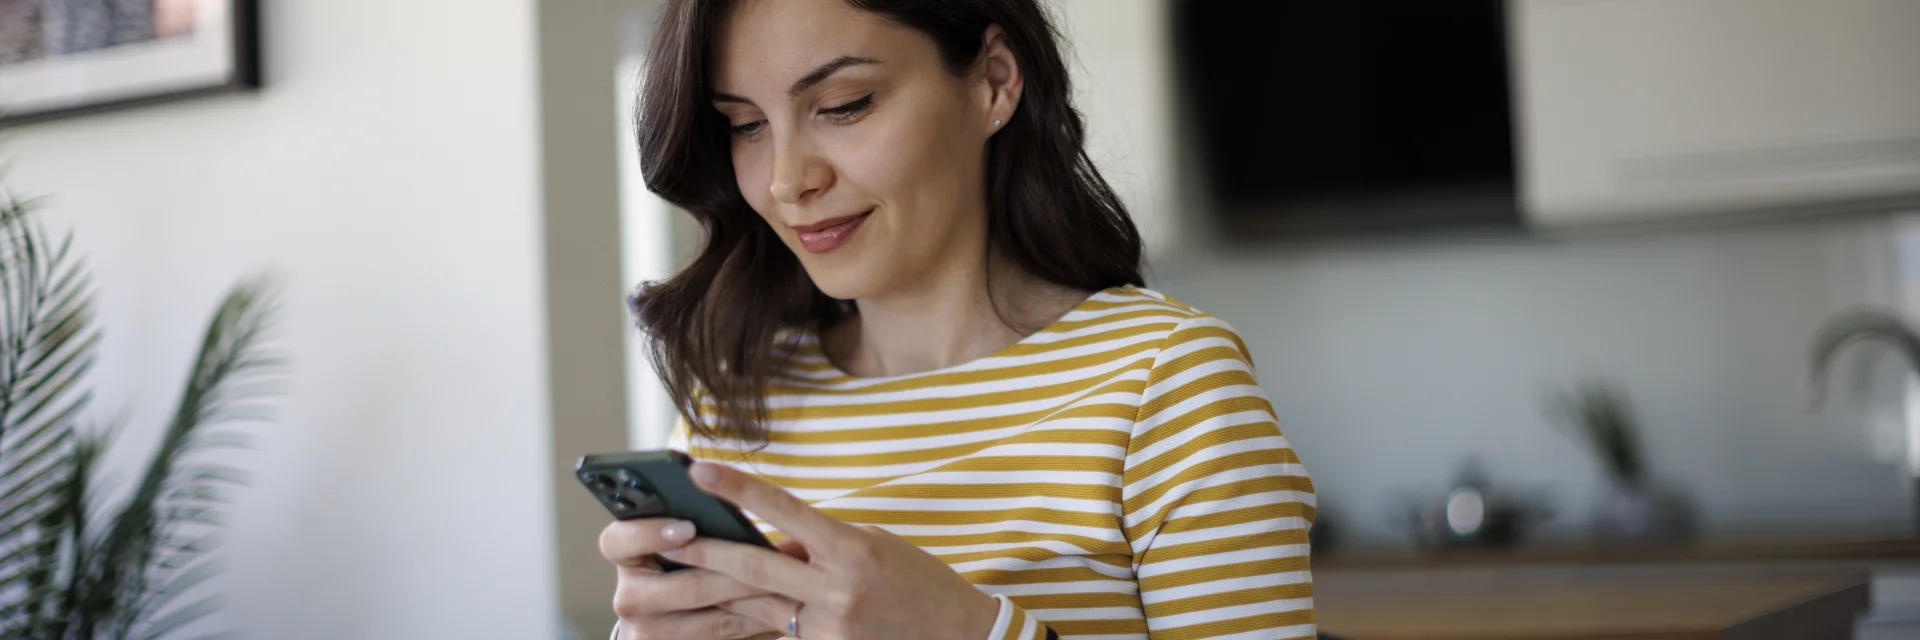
612, 469, 636, 487
583, 473, 614, 492
609, 496, 635, 513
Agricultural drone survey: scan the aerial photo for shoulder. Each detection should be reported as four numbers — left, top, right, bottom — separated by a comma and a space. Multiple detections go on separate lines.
1092, 286, 1255, 368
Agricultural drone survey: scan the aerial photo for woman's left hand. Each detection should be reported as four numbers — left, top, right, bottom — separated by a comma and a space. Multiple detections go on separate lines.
656, 461, 1000, 640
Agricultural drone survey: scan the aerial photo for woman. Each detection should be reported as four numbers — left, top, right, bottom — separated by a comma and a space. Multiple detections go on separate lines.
601, 0, 1316, 638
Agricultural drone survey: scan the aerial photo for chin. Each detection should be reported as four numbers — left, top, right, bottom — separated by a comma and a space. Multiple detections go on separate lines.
789, 233, 901, 302
801, 262, 881, 301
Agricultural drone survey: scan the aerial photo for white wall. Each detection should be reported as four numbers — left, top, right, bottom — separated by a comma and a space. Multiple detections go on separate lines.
4, 0, 561, 637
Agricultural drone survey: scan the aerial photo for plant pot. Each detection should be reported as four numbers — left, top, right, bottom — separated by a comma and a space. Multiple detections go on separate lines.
1592, 480, 1695, 547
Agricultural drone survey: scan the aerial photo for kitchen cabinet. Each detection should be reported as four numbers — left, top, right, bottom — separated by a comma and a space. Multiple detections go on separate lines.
1512, 0, 1920, 228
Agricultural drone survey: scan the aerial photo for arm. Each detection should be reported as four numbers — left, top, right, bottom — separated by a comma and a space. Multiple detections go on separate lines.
981, 315, 1315, 640
1123, 315, 1317, 639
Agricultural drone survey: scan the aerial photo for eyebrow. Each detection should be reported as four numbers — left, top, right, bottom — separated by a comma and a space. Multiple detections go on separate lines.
712, 55, 880, 105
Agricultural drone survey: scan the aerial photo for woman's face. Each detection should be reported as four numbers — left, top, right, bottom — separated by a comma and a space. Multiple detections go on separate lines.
712, 0, 1011, 301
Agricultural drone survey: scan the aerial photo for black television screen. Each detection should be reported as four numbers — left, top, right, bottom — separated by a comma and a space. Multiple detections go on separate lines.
1172, 0, 1519, 238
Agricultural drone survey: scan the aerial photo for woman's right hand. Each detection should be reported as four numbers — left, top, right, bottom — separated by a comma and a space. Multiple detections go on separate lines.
599, 518, 788, 640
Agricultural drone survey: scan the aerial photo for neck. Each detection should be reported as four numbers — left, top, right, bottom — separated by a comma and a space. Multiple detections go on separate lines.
828, 254, 1088, 378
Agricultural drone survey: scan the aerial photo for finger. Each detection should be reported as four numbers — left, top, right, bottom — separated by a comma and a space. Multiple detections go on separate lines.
858, 523, 902, 540
774, 537, 810, 563
658, 536, 822, 600
689, 462, 853, 555
619, 568, 776, 613
615, 557, 662, 579
624, 606, 768, 640
719, 596, 804, 638
600, 518, 697, 567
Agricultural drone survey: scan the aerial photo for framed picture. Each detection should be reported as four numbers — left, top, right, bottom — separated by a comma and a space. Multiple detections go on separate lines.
0, 0, 260, 126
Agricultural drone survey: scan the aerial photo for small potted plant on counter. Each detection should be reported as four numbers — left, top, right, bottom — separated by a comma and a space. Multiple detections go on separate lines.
1551, 380, 1695, 547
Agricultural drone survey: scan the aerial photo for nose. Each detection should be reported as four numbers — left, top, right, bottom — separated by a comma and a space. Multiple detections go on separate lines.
768, 134, 832, 205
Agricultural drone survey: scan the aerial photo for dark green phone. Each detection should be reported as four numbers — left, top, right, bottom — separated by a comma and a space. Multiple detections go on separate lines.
575, 449, 774, 571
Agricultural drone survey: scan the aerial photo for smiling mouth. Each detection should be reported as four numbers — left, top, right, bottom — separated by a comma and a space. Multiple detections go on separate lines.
792, 209, 872, 254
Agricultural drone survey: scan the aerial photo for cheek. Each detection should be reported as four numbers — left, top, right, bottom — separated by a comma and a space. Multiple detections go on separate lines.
841, 103, 964, 213
836, 143, 912, 204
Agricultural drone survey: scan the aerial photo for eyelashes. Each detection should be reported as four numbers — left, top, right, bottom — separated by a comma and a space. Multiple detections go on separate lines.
729, 120, 764, 137
728, 93, 875, 139
819, 94, 873, 120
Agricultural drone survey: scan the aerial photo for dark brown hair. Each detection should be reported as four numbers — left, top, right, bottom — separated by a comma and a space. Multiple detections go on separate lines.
630, 0, 1144, 443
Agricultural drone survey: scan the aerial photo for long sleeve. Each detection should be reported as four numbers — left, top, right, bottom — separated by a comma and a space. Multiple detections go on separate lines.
1121, 315, 1317, 639
983, 594, 1057, 640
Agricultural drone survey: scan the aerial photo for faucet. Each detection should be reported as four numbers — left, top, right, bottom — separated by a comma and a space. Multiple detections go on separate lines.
1806, 306, 1920, 537
1806, 306, 1920, 408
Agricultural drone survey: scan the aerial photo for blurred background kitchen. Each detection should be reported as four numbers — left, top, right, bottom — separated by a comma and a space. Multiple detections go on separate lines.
3, 0, 1918, 638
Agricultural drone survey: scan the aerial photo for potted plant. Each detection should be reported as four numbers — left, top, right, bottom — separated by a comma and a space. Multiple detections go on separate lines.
1551, 381, 1694, 547
0, 187, 281, 638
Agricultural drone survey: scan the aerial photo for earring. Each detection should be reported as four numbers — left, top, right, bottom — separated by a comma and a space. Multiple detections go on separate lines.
993, 119, 1002, 128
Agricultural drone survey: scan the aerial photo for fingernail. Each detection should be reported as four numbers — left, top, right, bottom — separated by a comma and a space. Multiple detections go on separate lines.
660, 520, 695, 543
690, 461, 720, 487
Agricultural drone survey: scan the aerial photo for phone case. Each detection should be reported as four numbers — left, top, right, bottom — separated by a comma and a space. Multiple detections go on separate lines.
575, 450, 773, 570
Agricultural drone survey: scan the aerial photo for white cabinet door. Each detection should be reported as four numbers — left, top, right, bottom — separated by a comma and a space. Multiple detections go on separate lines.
1512, 0, 1920, 227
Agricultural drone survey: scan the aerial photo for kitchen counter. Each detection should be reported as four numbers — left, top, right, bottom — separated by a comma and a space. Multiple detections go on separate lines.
1317, 537, 1920, 569
1317, 562, 1872, 639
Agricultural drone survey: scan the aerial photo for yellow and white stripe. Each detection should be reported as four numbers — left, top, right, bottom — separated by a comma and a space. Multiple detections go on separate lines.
675, 286, 1316, 640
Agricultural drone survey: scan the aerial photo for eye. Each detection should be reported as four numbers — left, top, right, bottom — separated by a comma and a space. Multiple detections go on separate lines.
729, 120, 765, 139
819, 94, 874, 122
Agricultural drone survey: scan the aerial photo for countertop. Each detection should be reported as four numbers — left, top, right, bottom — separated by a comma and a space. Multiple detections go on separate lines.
1317, 562, 1874, 639
1316, 537, 1920, 569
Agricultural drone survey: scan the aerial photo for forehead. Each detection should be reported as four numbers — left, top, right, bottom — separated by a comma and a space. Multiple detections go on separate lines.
712, 0, 938, 96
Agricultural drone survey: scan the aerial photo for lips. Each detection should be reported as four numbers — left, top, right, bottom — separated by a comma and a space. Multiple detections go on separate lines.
792, 210, 871, 254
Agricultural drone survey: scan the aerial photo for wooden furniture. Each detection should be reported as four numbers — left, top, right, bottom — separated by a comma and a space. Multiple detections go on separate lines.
1317, 563, 1871, 639
1318, 538, 1920, 569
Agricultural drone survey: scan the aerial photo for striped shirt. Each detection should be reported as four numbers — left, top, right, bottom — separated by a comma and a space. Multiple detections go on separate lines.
673, 285, 1316, 639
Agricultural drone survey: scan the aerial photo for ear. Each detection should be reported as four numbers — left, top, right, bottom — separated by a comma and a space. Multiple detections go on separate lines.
973, 24, 1023, 135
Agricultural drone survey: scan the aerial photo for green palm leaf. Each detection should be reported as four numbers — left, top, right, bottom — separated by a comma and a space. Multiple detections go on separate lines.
0, 190, 93, 640
1, 160, 282, 639
104, 275, 282, 640
0, 179, 282, 639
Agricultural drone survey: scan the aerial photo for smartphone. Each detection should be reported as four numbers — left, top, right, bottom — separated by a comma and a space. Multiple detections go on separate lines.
576, 449, 774, 571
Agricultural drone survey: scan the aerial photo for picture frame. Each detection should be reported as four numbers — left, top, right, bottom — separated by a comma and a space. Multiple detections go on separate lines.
0, 0, 260, 126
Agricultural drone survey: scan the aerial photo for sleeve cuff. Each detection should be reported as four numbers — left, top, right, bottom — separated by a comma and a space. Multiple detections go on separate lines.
983, 594, 1052, 640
